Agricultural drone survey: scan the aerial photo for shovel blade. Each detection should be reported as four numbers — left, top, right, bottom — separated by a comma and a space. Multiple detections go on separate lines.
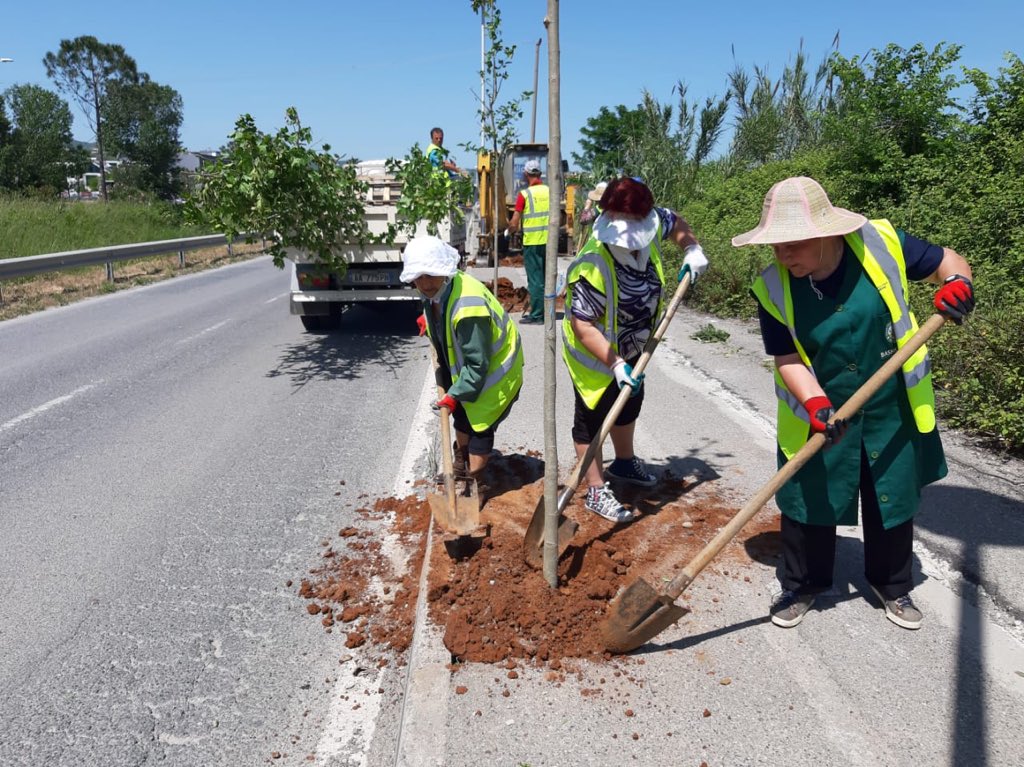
427, 477, 484, 539
522, 488, 578, 570
601, 577, 689, 653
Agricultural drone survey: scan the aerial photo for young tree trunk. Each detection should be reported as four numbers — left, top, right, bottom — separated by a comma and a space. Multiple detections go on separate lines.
93, 79, 108, 202
542, 0, 561, 587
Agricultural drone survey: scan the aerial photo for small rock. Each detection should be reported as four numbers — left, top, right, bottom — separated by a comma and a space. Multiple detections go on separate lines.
702, 708, 712, 717
455, 686, 469, 695
720, 677, 732, 685
625, 709, 635, 717
631, 733, 639, 740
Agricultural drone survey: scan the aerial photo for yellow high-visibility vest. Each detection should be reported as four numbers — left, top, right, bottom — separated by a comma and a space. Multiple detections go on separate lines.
521, 184, 550, 247
751, 219, 937, 459
561, 226, 665, 408
429, 273, 524, 431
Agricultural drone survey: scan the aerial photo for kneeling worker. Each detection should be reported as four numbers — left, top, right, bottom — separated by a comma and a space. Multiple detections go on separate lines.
401, 235, 524, 485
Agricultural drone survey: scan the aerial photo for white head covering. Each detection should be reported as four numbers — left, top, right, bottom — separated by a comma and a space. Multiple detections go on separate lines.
400, 235, 460, 283
587, 181, 608, 203
523, 159, 542, 175
592, 209, 659, 251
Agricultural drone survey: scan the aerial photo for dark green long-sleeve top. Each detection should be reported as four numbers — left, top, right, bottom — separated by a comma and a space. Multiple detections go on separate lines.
422, 281, 491, 404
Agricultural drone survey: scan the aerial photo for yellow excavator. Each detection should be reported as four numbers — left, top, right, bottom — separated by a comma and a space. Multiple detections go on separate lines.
476, 143, 576, 263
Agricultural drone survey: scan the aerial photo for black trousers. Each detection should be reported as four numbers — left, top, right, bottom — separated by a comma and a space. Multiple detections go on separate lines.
780, 445, 914, 600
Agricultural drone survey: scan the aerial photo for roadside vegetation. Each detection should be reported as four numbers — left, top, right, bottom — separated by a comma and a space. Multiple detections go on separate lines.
573, 42, 1024, 451
0, 196, 201, 259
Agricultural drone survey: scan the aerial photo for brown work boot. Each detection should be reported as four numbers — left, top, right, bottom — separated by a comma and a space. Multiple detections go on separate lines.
452, 441, 471, 479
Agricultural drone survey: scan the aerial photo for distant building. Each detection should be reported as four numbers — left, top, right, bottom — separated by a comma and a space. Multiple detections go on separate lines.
175, 150, 221, 172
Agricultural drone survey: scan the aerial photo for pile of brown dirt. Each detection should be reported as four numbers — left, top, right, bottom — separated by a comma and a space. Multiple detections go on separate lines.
296, 455, 779, 668
485, 277, 566, 315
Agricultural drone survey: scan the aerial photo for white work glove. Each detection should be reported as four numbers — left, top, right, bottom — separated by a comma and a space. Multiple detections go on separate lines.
612, 358, 644, 398
677, 244, 709, 284
503, 228, 510, 238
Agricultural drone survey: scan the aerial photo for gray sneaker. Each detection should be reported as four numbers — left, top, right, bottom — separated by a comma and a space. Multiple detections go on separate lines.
869, 585, 923, 630
770, 590, 816, 628
584, 483, 636, 524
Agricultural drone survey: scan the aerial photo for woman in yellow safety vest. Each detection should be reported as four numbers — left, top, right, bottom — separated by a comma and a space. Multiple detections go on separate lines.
562, 177, 708, 523
401, 235, 523, 486
734, 176, 975, 631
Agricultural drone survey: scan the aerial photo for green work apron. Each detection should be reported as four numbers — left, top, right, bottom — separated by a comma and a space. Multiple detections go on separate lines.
776, 254, 947, 529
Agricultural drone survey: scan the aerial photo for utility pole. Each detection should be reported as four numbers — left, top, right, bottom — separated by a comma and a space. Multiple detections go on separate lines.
542, 1, 561, 587
530, 38, 542, 143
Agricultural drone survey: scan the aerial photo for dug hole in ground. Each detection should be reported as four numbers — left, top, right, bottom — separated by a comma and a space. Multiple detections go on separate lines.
286, 262, 791, 765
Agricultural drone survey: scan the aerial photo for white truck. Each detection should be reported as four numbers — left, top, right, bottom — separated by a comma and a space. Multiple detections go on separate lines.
288, 160, 471, 331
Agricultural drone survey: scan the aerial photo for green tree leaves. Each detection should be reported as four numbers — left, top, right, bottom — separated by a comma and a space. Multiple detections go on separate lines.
385, 145, 472, 237
43, 36, 139, 201
103, 76, 184, 199
185, 108, 378, 274
0, 84, 84, 192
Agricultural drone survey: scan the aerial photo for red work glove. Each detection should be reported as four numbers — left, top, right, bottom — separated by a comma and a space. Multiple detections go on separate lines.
416, 314, 427, 336
933, 274, 975, 325
804, 395, 848, 446
431, 393, 458, 415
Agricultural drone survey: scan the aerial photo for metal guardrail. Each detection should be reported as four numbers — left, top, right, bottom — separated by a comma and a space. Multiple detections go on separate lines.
0, 234, 234, 281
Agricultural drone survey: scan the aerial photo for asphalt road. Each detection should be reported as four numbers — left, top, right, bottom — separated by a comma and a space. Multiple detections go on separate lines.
1, 257, 1022, 766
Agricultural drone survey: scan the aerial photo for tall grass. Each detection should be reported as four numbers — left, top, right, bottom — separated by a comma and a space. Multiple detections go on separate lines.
0, 196, 206, 259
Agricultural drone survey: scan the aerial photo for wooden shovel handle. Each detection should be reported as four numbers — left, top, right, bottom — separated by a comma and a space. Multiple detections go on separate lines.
560, 272, 694, 506
663, 312, 948, 600
428, 340, 458, 511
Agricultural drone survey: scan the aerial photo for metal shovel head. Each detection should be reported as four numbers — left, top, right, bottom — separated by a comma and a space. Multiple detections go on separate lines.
601, 577, 689, 653
522, 486, 579, 570
427, 477, 484, 539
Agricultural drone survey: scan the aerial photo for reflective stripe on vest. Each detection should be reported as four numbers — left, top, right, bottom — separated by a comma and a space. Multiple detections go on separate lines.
442, 273, 524, 431
561, 228, 665, 409
751, 219, 937, 459
522, 184, 550, 246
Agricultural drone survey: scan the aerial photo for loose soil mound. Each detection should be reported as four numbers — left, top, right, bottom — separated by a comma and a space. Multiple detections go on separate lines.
486, 277, 566, 315
296, 454, 779, 669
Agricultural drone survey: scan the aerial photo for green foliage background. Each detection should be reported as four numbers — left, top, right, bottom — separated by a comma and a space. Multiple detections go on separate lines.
0, 195, 199, 259
577, 44, 1024, 450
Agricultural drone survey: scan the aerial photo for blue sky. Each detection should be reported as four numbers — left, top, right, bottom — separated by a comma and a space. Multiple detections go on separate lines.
2, 0, 1022, 169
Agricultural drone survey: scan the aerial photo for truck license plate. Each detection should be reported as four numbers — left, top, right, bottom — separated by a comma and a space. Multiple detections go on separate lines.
348, 270, 390, 284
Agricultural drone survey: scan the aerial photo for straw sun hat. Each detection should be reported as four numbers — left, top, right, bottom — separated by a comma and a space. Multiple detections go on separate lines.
731, 176, 867, 247
587, 181, 608, 203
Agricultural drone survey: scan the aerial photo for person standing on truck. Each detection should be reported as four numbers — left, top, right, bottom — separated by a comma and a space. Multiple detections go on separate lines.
426, 127, 462, 179
505, 159, 548, 324
563, 176, 708, 523
401, 235, 524, 491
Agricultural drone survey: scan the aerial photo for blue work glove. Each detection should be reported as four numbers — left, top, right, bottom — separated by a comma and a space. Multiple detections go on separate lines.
612, 359, 644, 398
677, 244, 709, 284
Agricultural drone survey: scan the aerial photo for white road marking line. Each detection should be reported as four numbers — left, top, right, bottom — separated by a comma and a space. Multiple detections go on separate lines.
264, 293, 287, 304
175, 320, 230, 345
314, 361, 441, 767
0, 382, 101, 434
392, 361, 451, 767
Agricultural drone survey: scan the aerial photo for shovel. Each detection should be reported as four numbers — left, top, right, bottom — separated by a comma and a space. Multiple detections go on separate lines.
425, 341, 485, 541
601, 312, 949, 652
523, 272, 694, 569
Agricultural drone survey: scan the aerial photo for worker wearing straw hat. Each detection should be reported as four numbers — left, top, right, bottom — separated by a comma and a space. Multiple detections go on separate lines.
734, 176, 975, 630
